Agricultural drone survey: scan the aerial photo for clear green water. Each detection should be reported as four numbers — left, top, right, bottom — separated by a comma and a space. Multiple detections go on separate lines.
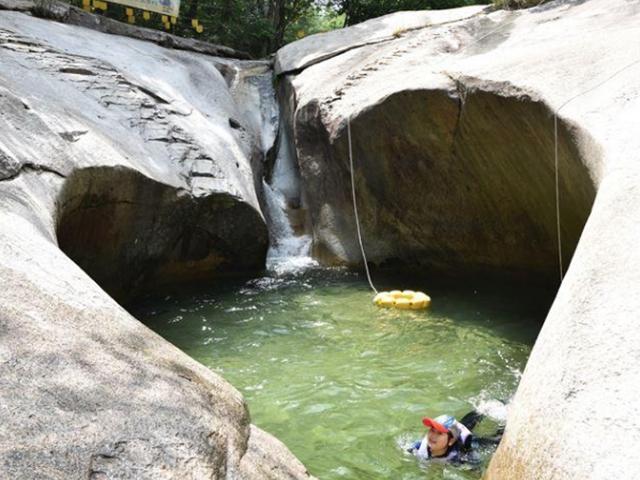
136, 269, 551, 480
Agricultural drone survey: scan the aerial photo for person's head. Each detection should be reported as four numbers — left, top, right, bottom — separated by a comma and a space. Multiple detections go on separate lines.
422, 415, 459, 457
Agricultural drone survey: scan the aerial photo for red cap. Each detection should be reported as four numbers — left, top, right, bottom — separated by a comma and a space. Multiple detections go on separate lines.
422, 417, 449, 433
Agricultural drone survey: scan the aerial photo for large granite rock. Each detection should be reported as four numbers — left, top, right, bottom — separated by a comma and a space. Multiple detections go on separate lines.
275, 4, 486, 74
276, 0, 640, 478
0, 11, 270, 301
0, 9, 311, 480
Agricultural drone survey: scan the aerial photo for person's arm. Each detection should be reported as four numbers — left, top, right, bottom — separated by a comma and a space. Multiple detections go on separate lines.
407, 439, 422, 453
455, 420, 474, 451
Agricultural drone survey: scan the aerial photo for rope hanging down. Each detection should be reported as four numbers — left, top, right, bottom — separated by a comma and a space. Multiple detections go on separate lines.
345, 0, 639, 289
552, 57, 640, 283
553, 114, 563, 282
347, 119, 378, 294
345, 0, 550, 294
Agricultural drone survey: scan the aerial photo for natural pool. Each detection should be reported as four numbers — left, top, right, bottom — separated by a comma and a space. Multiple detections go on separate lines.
136, 269, 552, 479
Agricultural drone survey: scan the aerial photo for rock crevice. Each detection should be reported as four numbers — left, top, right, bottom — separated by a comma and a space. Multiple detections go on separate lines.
0, 161, 66, 182
56, 166, 268, 303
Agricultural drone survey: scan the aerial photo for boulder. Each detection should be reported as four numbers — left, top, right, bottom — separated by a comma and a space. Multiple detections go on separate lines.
276, 0, 640, 478
0, 10, 312, 480
282, 3, 605, 279
0, 11, 269, 301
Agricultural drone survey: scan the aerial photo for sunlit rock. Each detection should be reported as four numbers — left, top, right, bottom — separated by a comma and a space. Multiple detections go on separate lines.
0, 8, 312, 480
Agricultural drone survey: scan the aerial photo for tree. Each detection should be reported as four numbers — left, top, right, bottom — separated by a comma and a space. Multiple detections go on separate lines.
64, 0, 489, 56
265, 0, 318, 52
175, 0, 316, 56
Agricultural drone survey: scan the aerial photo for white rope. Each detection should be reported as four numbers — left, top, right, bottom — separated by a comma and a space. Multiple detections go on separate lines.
344, 0, 547, 294
435, 0, 638, 285
553, 114, 563, 281
343, 0, 638, 290
551, 57, 640, 283
347, 119, 378, 294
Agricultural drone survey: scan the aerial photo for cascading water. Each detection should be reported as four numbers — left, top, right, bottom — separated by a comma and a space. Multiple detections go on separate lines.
263, 122, 318, 275
228, 60, 317, 275
228, 62, 279, 155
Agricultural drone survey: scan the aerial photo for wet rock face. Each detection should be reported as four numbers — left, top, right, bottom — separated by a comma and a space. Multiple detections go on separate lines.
280, 3, 608, 280
0, 175, 259, 480
296, 83, 595, 280
56, 167, 268, 303
0, 12, 270, 289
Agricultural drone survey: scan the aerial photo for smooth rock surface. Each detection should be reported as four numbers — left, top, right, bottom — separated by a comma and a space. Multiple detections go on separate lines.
0, 10, 312, 480
275, 5, 486, 74
0, 11, 269, 301
276, 0, 640, 478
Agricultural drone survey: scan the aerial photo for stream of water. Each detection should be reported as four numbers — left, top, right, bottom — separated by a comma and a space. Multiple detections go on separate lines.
137, 269, 551, 479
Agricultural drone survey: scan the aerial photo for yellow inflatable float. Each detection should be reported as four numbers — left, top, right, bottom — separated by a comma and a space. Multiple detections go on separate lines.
373, 290, 431, 310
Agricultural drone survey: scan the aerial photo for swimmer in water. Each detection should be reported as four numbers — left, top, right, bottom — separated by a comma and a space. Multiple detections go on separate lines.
408, 411, 502, 464
408, 414, 471, 463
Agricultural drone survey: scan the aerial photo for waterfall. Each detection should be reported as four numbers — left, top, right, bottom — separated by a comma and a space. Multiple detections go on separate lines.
263, 122, 317, 275
229, 61, 316, 275
227, 61, 279, 155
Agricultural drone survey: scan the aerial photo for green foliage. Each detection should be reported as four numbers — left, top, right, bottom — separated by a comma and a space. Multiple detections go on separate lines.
189, 1, 276, 56
180, 0, 322, 56
284, 5, 345, 44
62, 0, 492, 56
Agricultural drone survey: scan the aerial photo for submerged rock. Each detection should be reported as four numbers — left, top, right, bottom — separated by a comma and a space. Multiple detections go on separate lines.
0, 8, 312, 480
276, 0, 640, 478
